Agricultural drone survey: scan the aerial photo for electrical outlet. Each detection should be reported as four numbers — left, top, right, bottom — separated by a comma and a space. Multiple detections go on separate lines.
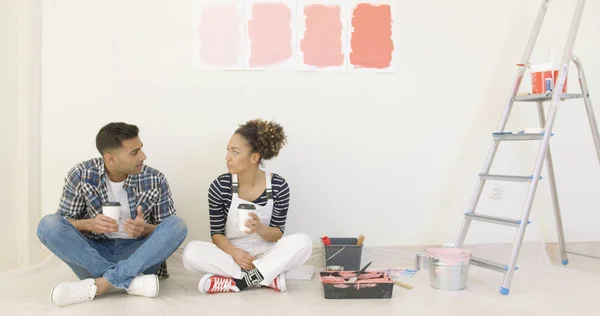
490, 186, 503, 199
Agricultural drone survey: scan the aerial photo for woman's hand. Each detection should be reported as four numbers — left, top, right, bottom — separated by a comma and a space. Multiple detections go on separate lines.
231, 247, 256, 270
243, 213, 283, 242
244, 212, 264, 235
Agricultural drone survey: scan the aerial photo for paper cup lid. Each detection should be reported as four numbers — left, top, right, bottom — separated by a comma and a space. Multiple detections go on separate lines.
102, 202, 121, 206
238, 203, 256, 210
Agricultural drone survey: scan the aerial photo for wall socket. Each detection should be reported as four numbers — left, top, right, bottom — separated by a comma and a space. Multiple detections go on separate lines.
490, 186, 503, 199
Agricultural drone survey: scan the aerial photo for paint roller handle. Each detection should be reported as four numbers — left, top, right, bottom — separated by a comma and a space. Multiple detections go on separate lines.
356, 235, 365, 246
394, 280, 413, 290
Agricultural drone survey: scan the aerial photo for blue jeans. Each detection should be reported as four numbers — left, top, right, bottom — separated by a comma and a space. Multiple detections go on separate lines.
37, 214, 187, 289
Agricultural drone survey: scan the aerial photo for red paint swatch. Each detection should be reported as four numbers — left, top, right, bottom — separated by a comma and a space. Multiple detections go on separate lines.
248, 3, 293, 67
350, 4, 394, 69
300, 4, 344, 68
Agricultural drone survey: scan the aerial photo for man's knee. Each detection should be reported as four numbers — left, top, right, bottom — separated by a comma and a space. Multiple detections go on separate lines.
37, 214, 66, 243
159, 216, 188, 241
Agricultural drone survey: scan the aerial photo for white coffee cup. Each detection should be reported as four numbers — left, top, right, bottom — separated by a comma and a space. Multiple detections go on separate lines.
238, 203, 256, 232
102, 202, 121, 222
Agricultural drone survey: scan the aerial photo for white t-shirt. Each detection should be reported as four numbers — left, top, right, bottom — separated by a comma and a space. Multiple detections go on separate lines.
105, 178, 134, 239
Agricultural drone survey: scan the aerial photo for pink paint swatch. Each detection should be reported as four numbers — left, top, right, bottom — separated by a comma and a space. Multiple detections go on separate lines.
350, 4, 394, 69
247, 3, 293, 67
198, 4, 241, 66
300, 4, 344, 68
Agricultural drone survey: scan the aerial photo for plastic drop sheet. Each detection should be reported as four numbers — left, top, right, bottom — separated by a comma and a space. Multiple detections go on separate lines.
0, 242, 597, 316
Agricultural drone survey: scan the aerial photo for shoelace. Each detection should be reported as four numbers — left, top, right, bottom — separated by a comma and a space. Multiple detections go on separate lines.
127, 284, 139, 294
257, 278, 277, 289
268, 279, 278, 290
71, 283, 95, 301
210, 277, 236, 293
127, 278, 143, 294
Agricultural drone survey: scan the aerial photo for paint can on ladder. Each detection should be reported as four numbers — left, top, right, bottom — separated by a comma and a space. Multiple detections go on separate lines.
530, 62, 568, 94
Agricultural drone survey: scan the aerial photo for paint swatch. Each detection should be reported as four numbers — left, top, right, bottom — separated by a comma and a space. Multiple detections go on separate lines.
192, 1, 396, 73
300, 4, 344, 68
196, 3, 243, 67
247, 3, 293, 68
350, 3, 394, 70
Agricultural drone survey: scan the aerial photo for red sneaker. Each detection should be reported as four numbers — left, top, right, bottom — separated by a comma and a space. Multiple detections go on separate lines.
264, 273, 286, 292
198, 274, 240, 294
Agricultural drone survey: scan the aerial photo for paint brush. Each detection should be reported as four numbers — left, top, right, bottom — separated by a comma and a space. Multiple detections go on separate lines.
346, 261, 372, 283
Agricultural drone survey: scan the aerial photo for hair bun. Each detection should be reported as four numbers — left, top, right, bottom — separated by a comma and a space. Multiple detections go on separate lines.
236, 119, 287, 161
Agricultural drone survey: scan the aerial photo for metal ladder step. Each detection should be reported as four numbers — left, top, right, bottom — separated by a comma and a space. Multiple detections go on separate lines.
513, 92, 583, 102
492, 131, 553, 141
565, 250, 600, 260
479, 173, 542, 182
464, 212, 529, 227
470, 257, 518, 273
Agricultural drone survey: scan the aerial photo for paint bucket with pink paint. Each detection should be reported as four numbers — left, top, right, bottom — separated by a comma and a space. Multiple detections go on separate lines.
425, 248, 472, 291
530, 62, 568, 95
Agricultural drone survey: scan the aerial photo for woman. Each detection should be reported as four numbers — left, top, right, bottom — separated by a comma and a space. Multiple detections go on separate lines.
182, 119, 312, 294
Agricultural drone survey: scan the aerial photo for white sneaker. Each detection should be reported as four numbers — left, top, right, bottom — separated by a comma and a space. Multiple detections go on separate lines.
127, 274, 159, 298
51, 278, 97, 307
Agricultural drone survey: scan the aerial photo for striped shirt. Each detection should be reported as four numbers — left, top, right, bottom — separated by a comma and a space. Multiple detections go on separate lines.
209, 173, 290, 236
56, 157, 176, 278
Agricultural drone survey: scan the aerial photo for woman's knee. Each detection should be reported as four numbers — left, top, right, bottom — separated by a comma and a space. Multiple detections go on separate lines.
283, 233, 313, 251
182, 241, 210, 265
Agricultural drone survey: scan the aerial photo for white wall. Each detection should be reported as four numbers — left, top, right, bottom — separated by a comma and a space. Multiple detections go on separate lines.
0, 0, 42, 271
0, 0, 21, 270
16, 0, 43, 268
41, 0, 600, 247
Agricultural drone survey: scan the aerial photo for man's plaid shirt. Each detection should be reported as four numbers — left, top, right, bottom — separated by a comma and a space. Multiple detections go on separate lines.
56, 157, 177, 278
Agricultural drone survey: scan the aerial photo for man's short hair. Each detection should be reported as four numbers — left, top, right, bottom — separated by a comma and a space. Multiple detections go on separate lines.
95, 122, 139, 155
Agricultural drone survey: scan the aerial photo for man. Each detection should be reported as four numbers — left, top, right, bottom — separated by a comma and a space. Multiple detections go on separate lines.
37, 122, 187, 306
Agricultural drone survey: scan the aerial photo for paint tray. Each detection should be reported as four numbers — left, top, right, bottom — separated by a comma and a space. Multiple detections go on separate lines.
319, 271, 394, 299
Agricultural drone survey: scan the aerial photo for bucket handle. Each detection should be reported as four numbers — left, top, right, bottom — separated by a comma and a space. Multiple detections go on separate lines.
325, 246, 346, 261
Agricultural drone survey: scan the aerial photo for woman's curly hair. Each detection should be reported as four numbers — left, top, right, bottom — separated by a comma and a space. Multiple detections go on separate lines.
235, 119, 287, 161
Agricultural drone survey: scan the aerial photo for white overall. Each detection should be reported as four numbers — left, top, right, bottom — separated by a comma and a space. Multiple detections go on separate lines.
225, 173, 276, 256
182, 173, 312, 286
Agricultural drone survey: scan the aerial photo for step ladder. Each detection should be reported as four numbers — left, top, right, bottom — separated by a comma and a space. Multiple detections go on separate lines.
454, 0, 600, 295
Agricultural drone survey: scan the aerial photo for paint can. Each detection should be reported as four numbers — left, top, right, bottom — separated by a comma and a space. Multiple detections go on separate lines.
530, 62, 567, 94
415, 253, 428, 271
425, 248, 472, 291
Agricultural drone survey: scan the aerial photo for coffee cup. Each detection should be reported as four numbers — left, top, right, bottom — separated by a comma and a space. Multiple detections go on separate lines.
238, 203, 256, 232
102, 202, 121, 222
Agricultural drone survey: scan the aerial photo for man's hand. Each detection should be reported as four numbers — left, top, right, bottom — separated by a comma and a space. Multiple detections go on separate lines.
88, 214, 119, 234
244, 212, 264, 235
231, 247, 256, 270
124, 206, 145, 238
